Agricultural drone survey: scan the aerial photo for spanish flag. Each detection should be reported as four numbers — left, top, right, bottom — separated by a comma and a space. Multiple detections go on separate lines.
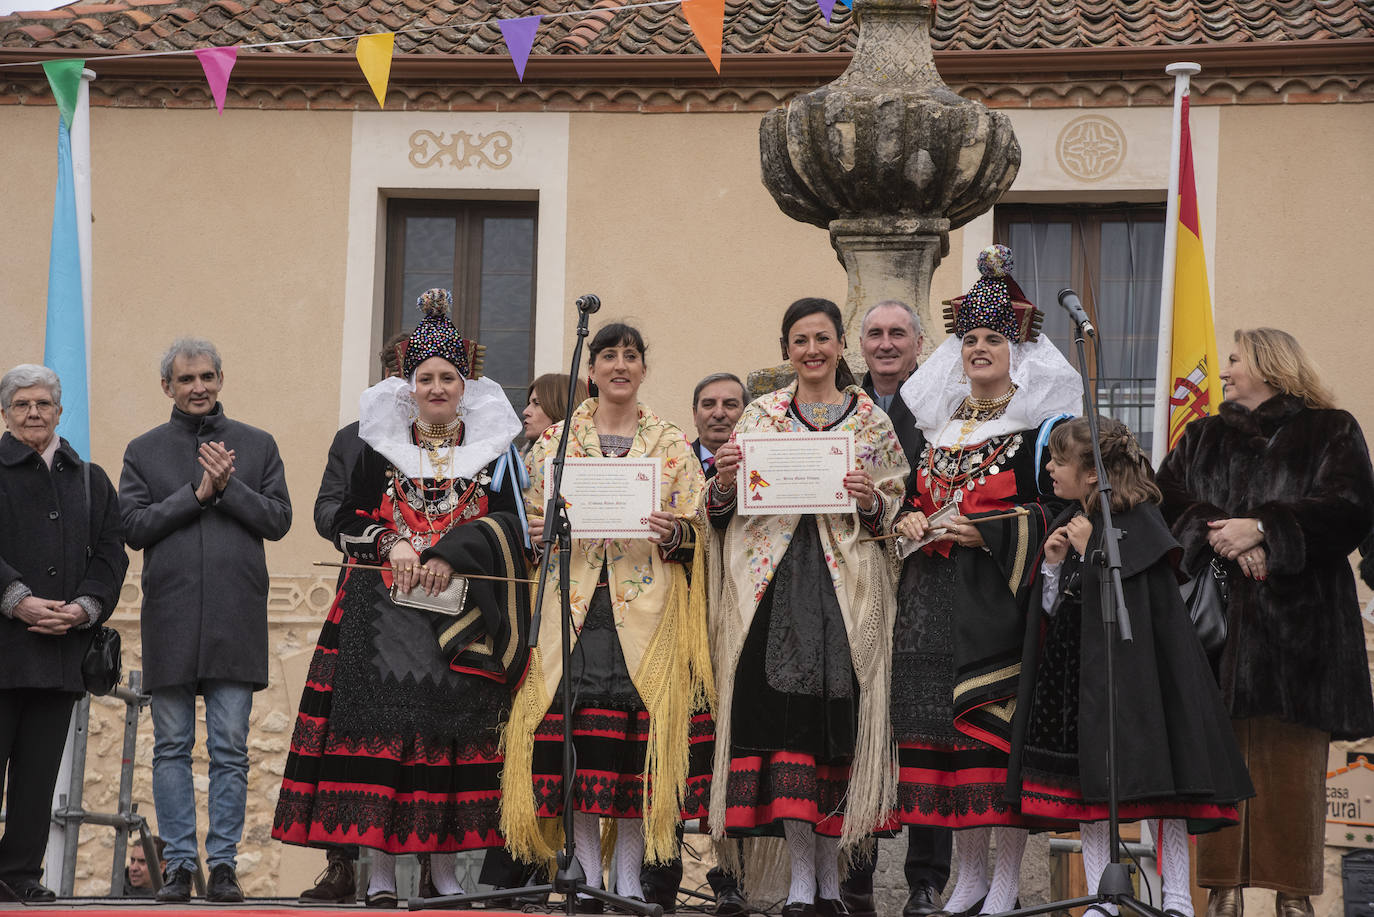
1164, 94, 1221, 450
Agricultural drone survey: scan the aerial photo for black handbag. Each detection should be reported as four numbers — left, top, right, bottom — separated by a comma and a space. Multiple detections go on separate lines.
83, 625, 122, 695
1181, 554, 1229, 663
79, 460, 122, 696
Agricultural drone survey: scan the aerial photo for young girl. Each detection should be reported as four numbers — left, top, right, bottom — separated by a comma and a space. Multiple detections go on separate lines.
1008, 417, 1253, 914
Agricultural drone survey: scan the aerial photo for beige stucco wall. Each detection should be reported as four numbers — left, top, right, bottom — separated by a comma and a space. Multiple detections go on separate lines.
2, 94, 1373, 899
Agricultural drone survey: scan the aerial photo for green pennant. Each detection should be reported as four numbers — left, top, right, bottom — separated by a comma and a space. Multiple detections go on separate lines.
42, 59, 85, 130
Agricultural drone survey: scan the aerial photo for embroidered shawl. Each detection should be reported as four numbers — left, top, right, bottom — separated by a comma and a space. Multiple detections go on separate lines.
706, 384, 908, 848
501, 398, 710, 865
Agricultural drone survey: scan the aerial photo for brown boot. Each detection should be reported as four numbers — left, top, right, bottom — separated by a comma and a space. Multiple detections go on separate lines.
1206, 888, 1243, 917
1276, 895, 1313, 917
299, 848, 357, 904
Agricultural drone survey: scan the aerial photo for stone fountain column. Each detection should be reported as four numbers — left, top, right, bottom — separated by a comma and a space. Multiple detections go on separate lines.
760, 0, 1020, 361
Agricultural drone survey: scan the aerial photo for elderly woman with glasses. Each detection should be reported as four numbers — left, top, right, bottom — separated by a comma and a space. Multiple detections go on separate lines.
0, 364, 128, 903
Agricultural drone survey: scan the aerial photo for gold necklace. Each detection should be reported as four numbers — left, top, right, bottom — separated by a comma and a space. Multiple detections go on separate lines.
956, 385, 1017, 439
416, 416, 462, 439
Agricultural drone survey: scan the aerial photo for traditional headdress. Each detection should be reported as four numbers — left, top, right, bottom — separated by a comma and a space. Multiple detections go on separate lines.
402, 288, 485, 379
942, 244, 1043, 344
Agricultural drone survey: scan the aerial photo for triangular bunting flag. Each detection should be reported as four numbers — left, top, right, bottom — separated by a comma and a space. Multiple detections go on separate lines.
42, 59, 84, 130
817, 0, 836, 21
195, 46, 238, 114
836, 0, 849, 7
681, 0, 725, 74
498, 15, 541, 82
355, 33, 395, 108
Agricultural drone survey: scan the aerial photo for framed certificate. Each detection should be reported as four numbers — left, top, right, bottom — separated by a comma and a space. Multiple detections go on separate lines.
545, 456, 661, 538
736, 431, 854, 515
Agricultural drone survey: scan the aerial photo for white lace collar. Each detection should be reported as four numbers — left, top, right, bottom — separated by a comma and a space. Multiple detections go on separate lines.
358, 375, 521, 481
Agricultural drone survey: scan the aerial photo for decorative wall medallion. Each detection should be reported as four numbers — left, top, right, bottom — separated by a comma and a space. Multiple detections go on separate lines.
409, 129, 514, 170
1056, 115, 1126, 182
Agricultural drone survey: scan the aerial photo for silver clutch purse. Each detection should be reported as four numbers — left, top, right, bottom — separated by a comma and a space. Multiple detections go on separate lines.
390, 576, 470, 616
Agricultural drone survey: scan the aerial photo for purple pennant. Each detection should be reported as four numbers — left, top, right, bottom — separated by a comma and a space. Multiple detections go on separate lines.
817, 0, 836, 20
195, 47, 238, 114
499, 15, 541, 82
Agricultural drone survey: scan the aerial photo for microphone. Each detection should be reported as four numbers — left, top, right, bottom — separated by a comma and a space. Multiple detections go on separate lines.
1057, 288, 1095, 337
576, 294, 601, 315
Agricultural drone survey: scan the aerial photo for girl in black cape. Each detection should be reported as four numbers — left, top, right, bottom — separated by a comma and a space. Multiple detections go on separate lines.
1008, 416, 1252, 916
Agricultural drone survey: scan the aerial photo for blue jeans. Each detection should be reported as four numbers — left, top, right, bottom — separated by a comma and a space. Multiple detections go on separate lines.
151, 680, 253, 872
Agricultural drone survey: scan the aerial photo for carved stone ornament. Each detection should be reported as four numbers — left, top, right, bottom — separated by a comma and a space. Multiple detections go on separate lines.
759, 0, 1020, 345
1056, 115, 1127, 182
409, 129, 514, 170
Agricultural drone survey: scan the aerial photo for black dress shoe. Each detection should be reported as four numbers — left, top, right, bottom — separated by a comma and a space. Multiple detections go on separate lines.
207, 864, 244, 903
782, 902, 815, 917
574, 896, 605, 914
0, 879, 18, 903
904, 883, 944, 917
299, 854, 357, 904
816, 898, 851, 917
156, 867, 194, 903
641, 880, 678, 914
715, 887, 748, 917
840, 888, 875, 917
9, 881, 57, 903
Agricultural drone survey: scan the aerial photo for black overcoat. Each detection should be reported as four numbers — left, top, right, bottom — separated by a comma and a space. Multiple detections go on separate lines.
119, 405, 292, 693
0, 433, 128, 693
1157, 394, 1374, 740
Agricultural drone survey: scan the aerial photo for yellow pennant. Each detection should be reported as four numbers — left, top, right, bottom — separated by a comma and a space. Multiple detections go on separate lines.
356, 33, 395, 108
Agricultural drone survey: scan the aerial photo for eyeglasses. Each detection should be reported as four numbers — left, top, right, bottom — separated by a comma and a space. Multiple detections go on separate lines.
8, 399, 57, 414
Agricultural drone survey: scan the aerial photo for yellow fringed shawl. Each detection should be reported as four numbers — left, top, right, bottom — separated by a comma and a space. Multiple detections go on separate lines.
500, 399, 712, 867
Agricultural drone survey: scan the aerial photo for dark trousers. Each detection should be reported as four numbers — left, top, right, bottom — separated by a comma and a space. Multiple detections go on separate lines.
841, 825, 953, 894
0, 689, 78, 887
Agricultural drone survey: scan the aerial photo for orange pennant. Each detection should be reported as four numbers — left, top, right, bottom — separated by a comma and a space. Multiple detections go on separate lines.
355, 32, 395, 108
681, 0, 725, 73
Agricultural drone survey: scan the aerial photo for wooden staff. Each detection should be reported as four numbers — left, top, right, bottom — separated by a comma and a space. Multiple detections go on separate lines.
860, 506, 1030, 543
314, 560, 539, 585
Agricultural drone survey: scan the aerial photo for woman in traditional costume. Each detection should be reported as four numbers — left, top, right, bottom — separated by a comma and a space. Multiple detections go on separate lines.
1011, 415, 1252, 915
273, 289, 531, 907
707, 297, 907, 917
500, 322, 711, 910
891, 246, 1079, 915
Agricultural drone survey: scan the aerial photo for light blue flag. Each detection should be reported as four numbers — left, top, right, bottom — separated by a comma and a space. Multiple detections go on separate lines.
44, 116, 89, 459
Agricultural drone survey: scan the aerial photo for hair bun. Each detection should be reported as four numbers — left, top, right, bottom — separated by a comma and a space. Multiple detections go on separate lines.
416, 288, 452, 319
977, 244, 1013, 279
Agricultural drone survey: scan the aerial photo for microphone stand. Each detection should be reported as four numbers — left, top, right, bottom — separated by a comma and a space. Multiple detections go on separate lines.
989, 314, 1164, 917
413, 295, 661, 917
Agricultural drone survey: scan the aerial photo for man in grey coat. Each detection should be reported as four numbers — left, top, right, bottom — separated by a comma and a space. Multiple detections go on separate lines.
120, 338, 291, 904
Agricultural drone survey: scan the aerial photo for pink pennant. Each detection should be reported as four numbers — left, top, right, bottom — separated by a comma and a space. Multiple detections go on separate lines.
499, 15, 541, 82
817, 0, 836, 21
195, 46, 238, 114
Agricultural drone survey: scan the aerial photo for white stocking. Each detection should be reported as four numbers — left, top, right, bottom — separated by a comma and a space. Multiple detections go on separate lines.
815, 834, 841, 901
943, 827, 990, 914
429, 853, 465, 896
1159, 819, 1195, 917
614, 819, 646, 900
573, 811, 604, 892
783, 821, 817, 905
367, 850, 397, 896
981, 827, 1026, 914
1079, 822, 1118, 915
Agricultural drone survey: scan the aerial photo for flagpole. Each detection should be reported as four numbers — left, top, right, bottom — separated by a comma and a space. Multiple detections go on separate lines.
1150, 61, 1200, 465
44, 68, 95, 898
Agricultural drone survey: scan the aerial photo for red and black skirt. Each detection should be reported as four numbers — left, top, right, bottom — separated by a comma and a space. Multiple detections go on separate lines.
273, 569, 512, 853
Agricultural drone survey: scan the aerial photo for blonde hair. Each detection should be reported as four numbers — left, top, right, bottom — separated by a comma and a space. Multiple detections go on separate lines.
1048, 416, 1161, 513
1234, 327, 1334, 410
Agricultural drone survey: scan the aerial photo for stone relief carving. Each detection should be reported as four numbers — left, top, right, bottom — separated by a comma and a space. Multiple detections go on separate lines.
408, 129, 514, 170
116, 573, 341, 622
1056, 115, 1127, 182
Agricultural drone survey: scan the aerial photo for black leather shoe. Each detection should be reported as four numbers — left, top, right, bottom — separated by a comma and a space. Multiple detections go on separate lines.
0, 879, 18, 903
574, 896, 605, 914
156, 867, 194, 903
299, 853, 356, 904
207, 864, 244, 903
840, 888, 875, 917
782, 902, 816, 917
641, 880, 678, 914
9, 881, 57, 903
715, 887, 748, 917
816, 898, 851, 917
904, 883, 944, 917
365, 889, 398, 909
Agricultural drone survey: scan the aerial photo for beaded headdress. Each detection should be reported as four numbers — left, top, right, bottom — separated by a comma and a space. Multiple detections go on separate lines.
942, 244, 1043, 344
401, 288, 485, 379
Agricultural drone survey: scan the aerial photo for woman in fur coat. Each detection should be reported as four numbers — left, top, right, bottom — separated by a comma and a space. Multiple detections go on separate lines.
1157, 327, 1374, 917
